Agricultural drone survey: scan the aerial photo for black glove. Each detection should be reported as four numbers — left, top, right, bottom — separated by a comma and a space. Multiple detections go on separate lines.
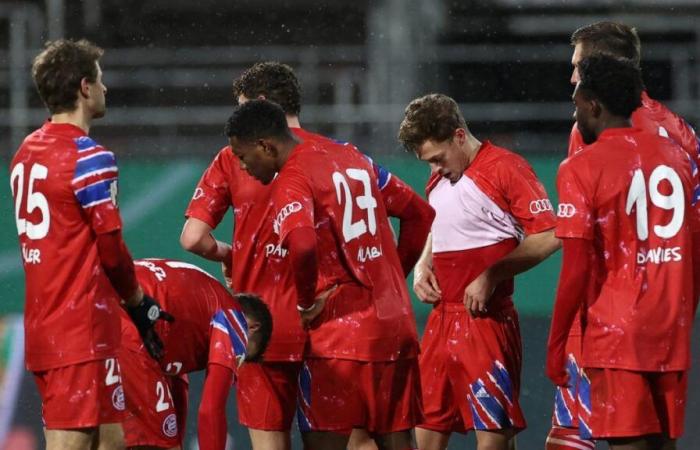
127, 293, 174, 360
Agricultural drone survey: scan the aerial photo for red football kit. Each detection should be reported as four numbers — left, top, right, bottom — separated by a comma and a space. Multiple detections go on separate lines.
10, 121, 125, 428
551, 92, 699, 441
185, 127, 426, 430
272, 137, 421, 432
551, 128, 699, 439
120, 258, 249, 449
420, 141, 556, 434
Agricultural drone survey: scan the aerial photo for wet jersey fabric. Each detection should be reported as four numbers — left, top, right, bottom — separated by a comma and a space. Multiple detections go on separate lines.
271, 138, 419, 361
11, 121, 123, 371
185, 128, 415, 361
120, 259, 248, 375
556, 128, 699, 371
426, 141, 556, 311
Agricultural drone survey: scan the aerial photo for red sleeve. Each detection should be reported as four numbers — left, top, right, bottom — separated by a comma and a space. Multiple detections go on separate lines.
555, 159, 594, 240
378, 171, 415, 217
71, 146, 122, 234
271, 166, 315, 243
209, 308, 249, 372
96, 229, 138, 300
568, 123, 585, 157
287, 227, 319, 309
546, 238, 593, 386
185, 149, 235, 229
392, 191, 435, 276
198, 363, 233, 450
498, 154, 556, 235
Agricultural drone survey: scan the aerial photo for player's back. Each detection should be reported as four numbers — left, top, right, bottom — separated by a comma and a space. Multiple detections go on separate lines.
563, 127, 697, 370
10, 122, 121, 371
274, 139, 419, 361
125, 259, 247, 375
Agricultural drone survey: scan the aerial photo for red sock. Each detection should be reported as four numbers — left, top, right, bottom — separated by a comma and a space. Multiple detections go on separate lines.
545, 426, 595, 450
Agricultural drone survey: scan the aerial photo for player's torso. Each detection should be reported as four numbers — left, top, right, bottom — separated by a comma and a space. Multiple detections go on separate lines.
11, 124, 121, 370
578, 129, 695, 369
279, 142, 419, 361
427, 145, 531, 310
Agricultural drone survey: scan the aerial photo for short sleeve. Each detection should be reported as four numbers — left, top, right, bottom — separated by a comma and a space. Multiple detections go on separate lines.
555, 159, 594, 240
499, 155, 556, 235
208, 308, 249, 372
71, 139, 122, 234
370, 162, 414, 216
271, 166, 315, 244
185, 149, 234, 229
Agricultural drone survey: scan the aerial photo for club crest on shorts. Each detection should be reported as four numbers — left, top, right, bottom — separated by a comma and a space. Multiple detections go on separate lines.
112, 385, 125, 411
162, 413, 178, 438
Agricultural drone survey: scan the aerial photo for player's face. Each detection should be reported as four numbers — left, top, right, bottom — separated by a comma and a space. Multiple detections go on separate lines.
572, 84, 598, 145
570, 43, 585, 85
229, 137, 277, 184
416, 131, 469, 184
87, 62, 107, 119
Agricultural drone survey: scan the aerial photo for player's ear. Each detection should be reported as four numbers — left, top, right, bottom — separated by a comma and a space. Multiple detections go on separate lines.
590, 99, 603, 119
79, 77, 91, 99
259, 139, 278, 157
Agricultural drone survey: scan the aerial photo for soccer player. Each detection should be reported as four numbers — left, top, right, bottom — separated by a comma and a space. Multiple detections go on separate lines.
118, 258, 272, 450
224, 99, 422, 450
180, 62, 434, 450
547, 55, 700, 450
9, 39, 170, 450
546, 21, 700, 450
399, 94, 561, 450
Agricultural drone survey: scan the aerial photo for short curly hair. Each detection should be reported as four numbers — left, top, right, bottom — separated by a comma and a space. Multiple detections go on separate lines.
571, 21, 641, 68
32, 39, 103, 114
224, 99, 291, 143
397, 93, 467, 153
232, 62, 301, 116
577, 55, 643, 118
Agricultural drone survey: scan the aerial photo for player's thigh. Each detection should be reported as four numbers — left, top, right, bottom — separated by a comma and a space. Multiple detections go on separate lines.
237, 361, 301, 432
247, 429, 291, 450
301, 431, 350, 450
415, 428, 450, 450
45, 428, 95, 450
93, 423, 126, 450
373, 430, 414, 450
35, 358, 125, 431
120, 348, 180, 448
347, 429, 378, 450
474, 429, 515, 450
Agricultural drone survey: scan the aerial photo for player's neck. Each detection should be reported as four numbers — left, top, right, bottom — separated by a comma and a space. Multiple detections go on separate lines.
275, 135, 301, 170
596, 116, 632, 137
50, 106, 93, 134
465, 134, 483, 165
286, 115, 301, 128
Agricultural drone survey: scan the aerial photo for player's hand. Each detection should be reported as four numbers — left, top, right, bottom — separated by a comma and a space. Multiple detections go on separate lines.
413, 263, 441, 303
127, 293, 174, 360
463, 269, 496, 317
299, 285, 336, 329
221, 260, 233, 290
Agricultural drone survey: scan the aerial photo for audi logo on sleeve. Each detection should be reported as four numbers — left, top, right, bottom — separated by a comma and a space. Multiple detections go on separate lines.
557, 203, 577, 218
529, 199, 553, 214
273, 201, 303, 234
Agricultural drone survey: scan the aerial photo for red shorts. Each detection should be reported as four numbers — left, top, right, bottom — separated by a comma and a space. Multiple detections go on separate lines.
296, 358, 422, 434
419, 303, 525, 433
33, 358, 125, 429
119, 347, 180, 448
582, 368, 687, 440
551, 335, 590, 432
236, 361, 302, 431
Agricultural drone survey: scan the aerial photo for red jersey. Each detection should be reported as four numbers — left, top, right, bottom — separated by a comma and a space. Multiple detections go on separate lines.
425, 141, 556, 311
10, 122, 123, 371
121, 259, 248, 375
556, 128, 699, 371
271, 138, 419, 361
569, 91, 699, 161
185, 128, 415, 361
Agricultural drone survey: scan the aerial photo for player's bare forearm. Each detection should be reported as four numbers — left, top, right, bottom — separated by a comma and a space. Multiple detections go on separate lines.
485, 229, 561, 283
413, 234, 442, 303
395, 192, 435, 276
180, 217, 232, 263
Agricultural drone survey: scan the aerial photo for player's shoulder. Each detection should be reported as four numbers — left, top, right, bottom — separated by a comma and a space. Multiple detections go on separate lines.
474, 141, 536, 178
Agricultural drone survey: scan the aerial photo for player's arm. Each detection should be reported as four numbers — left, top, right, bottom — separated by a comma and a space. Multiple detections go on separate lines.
197, 363, 234, 450
546, 238, 592, 386
413, 233, 442, 303
180, 218, 232, 263
370, 161, 435, 276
